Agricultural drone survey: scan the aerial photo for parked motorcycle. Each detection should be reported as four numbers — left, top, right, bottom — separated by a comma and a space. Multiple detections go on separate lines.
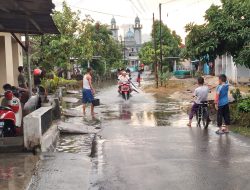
0, 91, 20, 137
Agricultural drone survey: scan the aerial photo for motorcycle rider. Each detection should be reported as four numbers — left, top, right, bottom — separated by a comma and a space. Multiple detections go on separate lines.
118, 71, 130, 93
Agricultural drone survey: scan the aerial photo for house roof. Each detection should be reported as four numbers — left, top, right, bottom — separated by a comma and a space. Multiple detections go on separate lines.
0, 0, 59, 34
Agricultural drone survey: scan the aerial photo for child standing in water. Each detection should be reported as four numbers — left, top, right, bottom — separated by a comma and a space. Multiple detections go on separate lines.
215, 74, 230, 134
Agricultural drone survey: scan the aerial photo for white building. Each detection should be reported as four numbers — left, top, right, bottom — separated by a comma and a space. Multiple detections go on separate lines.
110, 17, 119, 41
0, 33, 23, 93
110, 17, 142, 69
215, 53, 250, 84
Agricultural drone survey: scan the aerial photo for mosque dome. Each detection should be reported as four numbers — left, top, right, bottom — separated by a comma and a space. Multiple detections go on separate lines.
126, 29, 134, 38
111, 17, 116, 24
135, 16, 140, 23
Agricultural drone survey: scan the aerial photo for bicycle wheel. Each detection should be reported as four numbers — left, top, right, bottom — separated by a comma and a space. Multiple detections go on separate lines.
202, 107, 209, 128
196, 109, 201, 127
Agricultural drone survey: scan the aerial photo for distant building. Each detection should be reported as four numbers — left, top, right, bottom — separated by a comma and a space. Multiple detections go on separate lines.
110, 16, 142, 70
0, 33, 23, 93
215, 53, 250, 84
110, 17, 119, 41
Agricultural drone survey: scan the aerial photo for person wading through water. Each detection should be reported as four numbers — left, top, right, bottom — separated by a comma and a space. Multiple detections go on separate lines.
82, 68, 96, 117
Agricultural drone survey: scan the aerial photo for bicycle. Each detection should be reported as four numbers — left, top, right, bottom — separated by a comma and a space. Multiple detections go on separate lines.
196, 101, 210, 128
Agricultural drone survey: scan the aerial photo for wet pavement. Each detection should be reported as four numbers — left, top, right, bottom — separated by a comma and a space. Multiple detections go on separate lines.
0, 153, 38, 190
2, 74, 250, 190
87, 78, 250, 190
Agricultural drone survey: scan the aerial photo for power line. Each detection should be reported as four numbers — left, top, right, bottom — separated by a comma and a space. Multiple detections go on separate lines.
70, 5, 152, 21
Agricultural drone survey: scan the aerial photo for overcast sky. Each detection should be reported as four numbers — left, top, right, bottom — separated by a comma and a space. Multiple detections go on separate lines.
52, 0, 221, 43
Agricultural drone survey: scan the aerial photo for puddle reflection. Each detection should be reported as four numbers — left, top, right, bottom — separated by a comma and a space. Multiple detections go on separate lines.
0, 154, 38, 190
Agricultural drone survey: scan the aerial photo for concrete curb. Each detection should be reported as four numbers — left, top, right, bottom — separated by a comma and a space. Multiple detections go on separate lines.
41, 124, 60, 152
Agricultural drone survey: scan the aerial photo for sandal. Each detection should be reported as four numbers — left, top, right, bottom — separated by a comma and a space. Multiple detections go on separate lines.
222, 129, 230, 133
216, 129, 225, 135
187, 123, 191, 127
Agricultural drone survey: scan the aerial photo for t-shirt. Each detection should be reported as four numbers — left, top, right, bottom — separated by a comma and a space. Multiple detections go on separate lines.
18, 73, 26, 88
216, 82, 229, 107
194, 85, 209, 104
118, 75, 129, 83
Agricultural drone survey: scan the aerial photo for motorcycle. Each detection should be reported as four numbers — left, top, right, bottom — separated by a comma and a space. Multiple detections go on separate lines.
0, 91, 19, 137
119, 82, 131, 101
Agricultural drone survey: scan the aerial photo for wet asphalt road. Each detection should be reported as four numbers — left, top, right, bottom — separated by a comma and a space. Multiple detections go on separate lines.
3, 74, 250, 190
88, 80, 250, 190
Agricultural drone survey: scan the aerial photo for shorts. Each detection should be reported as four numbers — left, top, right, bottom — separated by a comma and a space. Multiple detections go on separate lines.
217, 104, 230, 127
82, 89, 94, 104
189, 103, 199, 120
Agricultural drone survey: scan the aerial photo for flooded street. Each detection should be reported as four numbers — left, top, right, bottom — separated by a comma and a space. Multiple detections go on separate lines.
2, 74, 250, 190
0, 153, 38, 190
87, 77, 250, 190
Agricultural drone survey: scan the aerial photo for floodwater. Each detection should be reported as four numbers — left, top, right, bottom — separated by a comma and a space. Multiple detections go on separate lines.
5, 72, 250, 190
57, 74, 187, 154
0, 153, 39, 190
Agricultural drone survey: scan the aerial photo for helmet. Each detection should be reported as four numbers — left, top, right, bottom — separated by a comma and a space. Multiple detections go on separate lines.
4, 90, 13, 100
34, 68, 42, 76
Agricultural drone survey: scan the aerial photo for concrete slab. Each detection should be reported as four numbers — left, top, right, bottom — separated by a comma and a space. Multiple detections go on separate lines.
63, 97, 79, 103
66, 90, 80, 94
58, 121, 98, 134
63, 109, 83, 117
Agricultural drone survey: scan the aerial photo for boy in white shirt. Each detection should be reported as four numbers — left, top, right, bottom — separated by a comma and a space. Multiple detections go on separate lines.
187, 77, 209, 127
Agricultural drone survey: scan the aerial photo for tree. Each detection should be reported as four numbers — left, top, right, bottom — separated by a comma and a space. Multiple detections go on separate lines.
30, 1, 80, 72
185, 0, 250, 68
30, 1, 123, 76
139, 20, 182, 70
138, 42, 154, 65
185, 23, 217, 62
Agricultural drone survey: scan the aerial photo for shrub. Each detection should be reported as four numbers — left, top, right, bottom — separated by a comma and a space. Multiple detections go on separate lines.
158, 71, 172, 87
230, 88, 242, 102
238, 97, 250, 113
41, 75, 78, 94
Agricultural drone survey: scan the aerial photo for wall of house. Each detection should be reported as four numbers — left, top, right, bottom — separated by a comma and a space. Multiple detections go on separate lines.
0, 36, 7, 92
215, 53, 250, 84
0, 33, 23, 93
237, 65, 250, 83
12, 36, 23, 86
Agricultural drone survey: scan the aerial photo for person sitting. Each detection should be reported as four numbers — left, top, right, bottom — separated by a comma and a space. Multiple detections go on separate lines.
118, 71, 130, 84
187, 77, 209, 127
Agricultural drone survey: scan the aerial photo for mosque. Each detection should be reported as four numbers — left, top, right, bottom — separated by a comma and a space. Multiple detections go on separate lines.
110, 16, 142, 70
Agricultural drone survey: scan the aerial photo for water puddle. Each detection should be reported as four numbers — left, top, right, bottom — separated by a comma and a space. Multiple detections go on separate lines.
0, 154, 39, 190
56, 134, 95, 154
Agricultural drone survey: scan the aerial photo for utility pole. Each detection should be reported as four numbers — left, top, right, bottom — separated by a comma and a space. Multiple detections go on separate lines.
153, 13, 158, 88
159, 3, 163, 74
123, 36, 126, 65
25, 33, 32, 96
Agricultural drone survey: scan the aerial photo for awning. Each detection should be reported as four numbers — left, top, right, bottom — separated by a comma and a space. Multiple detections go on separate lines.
0, 0, 60, 34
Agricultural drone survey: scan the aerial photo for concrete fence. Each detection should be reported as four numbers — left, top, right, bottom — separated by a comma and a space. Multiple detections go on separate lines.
23, 98, 61, 151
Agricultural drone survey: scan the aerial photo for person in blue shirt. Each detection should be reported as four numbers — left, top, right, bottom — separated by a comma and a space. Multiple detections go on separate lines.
214, 74, 230, 134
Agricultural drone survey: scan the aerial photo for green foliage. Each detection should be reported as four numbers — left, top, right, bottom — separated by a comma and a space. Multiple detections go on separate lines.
138, 42, 154, 65
158, 71, 172, 87
194, 71, 203, 78
185, 0, 250, 68
238, 97, 250, 113
41, 75, 78, 93
230, 102, 250, 128
30, 1, 122, 75
230, 88, 242, 102
139, 20, 181, 68
185, 23, 217, 61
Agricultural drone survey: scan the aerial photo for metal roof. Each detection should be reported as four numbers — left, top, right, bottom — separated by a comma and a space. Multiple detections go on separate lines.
0, 0, 60, 34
